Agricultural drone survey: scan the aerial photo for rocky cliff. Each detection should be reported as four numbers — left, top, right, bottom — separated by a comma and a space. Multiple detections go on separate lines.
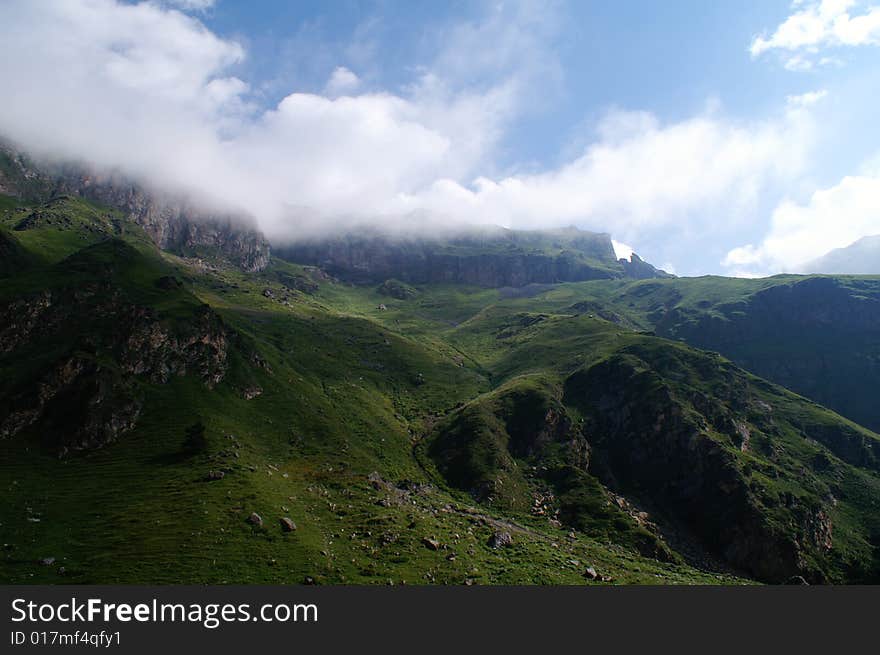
277, 228, 671, 287
653, 276, 880, 432
0, 241, 232, 455
561, 342, 877, 583
0, 143, 270, 272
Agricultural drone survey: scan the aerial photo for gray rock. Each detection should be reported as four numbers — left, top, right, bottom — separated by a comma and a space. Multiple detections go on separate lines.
279, 517, 297, 532
242, 386, 263, 400
487, 531, 513, 549
247, 512, 263, 527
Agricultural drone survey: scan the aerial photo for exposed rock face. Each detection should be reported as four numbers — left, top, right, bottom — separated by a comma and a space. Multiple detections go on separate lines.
277, 229, 671, 288
0, 143, 270, 272
487, 531, 513, 548
428, 379, 675, 561
656, 277, 880, 432
0, 284, 230, 454
57, 175, 270, 272
562, 346, 843, 583
429, 383, 591, 506
0, 354, 141, 455
620, 253, 665, 280
119, 304, 229, 387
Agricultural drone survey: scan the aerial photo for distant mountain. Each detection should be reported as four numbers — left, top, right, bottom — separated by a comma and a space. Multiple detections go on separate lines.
803, 235, 880, 274
596, 275, 880, 433
276, 227, 672, 288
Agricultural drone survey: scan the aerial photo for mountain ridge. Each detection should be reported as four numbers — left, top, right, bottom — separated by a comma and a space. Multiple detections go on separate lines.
803, 235, 880, 275
276, 228, 671, 288
3, 157, 880, 585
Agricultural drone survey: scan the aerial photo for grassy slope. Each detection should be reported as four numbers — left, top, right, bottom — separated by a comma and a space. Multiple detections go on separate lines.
0, 197, 737, 585
300, 275, 880, 582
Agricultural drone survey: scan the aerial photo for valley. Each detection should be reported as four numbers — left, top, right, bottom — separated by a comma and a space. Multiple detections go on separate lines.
2, 151, 880, 585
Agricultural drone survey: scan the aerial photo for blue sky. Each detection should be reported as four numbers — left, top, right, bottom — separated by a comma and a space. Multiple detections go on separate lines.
3, 0, 880, 276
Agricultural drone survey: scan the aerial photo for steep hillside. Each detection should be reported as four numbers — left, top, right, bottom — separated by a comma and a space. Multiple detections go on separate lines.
3, 193, 880, 585
462, 274, 880, 433
275, 226, 670, 287
608, 276, 880, 432
0, 144, 270, 272
0, 194, 734, 585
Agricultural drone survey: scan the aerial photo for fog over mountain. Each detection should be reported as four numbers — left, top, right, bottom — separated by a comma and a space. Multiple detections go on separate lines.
3, 0, 880, 277
802, 235, 880, 274
0, 0, 826, 276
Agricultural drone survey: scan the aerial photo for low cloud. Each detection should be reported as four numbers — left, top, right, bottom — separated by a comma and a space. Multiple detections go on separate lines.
611, 240, 634, 261
724, 171, 880, 273
0, 0, 819, 267
388, 106, 815, 250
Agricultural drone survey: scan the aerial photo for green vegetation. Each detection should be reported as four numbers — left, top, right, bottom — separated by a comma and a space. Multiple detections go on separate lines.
2, 193, 880, 585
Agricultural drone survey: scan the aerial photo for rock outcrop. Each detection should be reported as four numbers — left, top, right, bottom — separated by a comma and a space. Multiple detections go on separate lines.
56, 174, 270, 272
654, 276, 880, 432
0, 143, 270, 272
277, 228, 671, 288
0, 280, 230, 455
562, 344, 850, 582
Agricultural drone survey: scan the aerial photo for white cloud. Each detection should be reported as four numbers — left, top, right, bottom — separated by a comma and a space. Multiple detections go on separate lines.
388, 106, 815, 248
0, 0, 819, 260
611, 240, 634, 261
752, 0, 880, 69
0, 0, 545, 238
323, 66, 361, 96
160, 0, 216, 11
786, 89, 828, 106
724, 172, 880, 272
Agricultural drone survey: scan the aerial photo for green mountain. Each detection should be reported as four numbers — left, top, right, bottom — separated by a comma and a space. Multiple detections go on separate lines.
3, 162, 880, 585
275, 226, 670, 287
601, 276, 880, 433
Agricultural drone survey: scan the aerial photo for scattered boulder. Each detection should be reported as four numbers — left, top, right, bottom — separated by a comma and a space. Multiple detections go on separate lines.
207, 470, 225, 481
242, 386, 263, 400
378, 303, 387, 311
584, 566, 598, 580
39, 557, 55, 566
279, 517, 297, 532
487, 531, 513, 549
367, 471, 389, 490
422, 536, 441, 551
246, 512, 263, 528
